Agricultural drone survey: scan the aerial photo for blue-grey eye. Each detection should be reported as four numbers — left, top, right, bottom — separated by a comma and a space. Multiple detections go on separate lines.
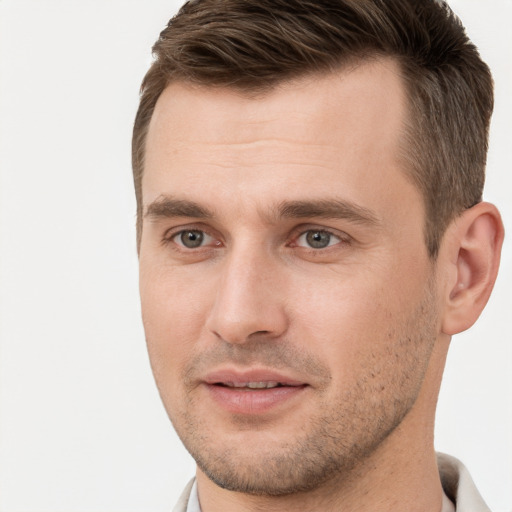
297, 230, 340, 249
178, 230, 205, 248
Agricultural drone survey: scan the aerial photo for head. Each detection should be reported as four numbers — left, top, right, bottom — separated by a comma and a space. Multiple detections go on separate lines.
133, 0, 494, 258
134, 0, 503, 501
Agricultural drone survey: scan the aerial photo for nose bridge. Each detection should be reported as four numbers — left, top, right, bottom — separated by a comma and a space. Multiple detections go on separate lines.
206, 238, 287, 343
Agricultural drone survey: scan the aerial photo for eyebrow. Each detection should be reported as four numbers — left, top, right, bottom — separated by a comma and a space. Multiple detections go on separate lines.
144, 195, 380, 226
144, 196, 214, 220
275, 199, 380, 226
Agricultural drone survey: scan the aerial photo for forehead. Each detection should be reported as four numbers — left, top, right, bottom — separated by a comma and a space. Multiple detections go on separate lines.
147, 57, 407, 149
143, 58, 417, 223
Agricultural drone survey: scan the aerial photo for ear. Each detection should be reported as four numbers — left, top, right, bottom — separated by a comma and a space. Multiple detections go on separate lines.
441, 202, 504, 336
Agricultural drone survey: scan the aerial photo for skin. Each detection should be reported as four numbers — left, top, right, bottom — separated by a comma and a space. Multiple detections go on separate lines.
138, 59, 503, 511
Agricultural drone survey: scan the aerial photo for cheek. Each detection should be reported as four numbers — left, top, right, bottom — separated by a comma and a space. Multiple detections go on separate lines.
290, 267, 428, 376
139, 263, 212, 382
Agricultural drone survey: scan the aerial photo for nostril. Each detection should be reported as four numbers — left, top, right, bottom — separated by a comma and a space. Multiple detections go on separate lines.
250, 330, 271, 337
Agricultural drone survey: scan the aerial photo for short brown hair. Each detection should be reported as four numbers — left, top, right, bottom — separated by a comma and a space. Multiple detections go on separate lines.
132, 0, 494, 257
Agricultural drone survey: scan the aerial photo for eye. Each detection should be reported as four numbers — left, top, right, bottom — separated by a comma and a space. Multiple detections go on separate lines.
173, 229, 214, 249
296, 230, 341, 249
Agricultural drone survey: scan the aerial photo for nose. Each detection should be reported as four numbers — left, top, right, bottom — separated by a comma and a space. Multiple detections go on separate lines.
205, 246, 289, 344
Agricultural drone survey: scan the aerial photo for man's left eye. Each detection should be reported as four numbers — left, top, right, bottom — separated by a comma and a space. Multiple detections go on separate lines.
173, 230, 214, 249
296, 230, 341, 249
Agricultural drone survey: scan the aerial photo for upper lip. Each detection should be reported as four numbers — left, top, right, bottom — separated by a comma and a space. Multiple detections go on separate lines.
203, 368, 307, 387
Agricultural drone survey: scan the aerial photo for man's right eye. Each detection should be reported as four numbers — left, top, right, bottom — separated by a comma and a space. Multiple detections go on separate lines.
173, 229, 213, 249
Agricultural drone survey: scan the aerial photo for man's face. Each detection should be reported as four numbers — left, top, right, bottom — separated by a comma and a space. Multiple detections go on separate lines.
139, 60, 440, 494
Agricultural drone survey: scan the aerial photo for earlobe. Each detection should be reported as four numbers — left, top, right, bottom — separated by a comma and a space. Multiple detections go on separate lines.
441, 202, 504, 336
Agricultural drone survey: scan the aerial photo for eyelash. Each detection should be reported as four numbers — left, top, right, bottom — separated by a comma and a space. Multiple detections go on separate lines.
163, 225, 351, 254
163, 226, 220, 250
292, 229, 346, 250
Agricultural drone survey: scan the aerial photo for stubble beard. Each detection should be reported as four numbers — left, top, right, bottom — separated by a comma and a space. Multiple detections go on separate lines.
163, 286, 438, 497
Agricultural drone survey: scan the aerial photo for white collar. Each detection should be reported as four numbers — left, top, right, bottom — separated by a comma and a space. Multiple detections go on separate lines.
185, 479, 201, 512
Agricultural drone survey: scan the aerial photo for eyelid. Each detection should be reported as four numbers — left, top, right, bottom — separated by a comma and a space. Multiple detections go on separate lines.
288, 225, 352, 249
296, 231, 340, 248
173, 230, 214, 248
160, 223, 351, 251
162, 224, 222, 248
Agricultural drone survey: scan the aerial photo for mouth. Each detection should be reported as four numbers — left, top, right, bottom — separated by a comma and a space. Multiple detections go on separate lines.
215, 381, 301, 389
203, 370, 308, 414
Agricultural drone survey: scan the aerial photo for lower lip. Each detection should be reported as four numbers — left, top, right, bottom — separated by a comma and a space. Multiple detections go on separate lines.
205, 384, 307, 414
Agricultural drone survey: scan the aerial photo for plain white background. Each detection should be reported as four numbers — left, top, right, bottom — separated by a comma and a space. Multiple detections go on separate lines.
0, 1, 510, 511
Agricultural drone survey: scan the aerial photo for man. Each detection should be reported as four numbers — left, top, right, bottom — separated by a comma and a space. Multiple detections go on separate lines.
132, 0, 504, 511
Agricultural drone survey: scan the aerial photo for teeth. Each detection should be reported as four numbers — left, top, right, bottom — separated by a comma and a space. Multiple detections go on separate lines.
248, 381, 279, 389
224, 381, 280, 389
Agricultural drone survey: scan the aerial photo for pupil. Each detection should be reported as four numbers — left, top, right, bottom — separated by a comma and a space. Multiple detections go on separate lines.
306, 230, 330, 249
181, 230, 204, 248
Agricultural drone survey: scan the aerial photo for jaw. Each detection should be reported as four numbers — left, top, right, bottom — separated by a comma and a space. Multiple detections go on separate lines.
193, 367, 446, 512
